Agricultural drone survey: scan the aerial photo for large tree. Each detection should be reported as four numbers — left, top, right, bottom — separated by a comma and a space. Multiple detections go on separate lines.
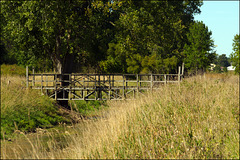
1, 0, 122, 107
230, 34, 240, 73
1, 0, 120, 73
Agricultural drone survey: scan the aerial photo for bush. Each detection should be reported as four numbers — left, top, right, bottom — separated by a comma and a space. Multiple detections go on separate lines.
69, 100, 107, 116
1, 75, 69, 139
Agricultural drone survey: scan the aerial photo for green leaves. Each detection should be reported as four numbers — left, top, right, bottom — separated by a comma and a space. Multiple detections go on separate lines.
183, 21, 216, 72
1, 1, 208, 74
230, 34, 240, 73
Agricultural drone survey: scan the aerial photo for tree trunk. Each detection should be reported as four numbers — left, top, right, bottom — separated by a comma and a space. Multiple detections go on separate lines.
57, 54, 74, 108
53, 35, 74, 109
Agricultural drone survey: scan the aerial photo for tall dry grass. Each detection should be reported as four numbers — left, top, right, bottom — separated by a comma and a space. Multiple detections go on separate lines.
1, 73, 239, 159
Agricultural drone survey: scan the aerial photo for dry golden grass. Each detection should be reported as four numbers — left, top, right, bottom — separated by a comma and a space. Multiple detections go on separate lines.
1, 73, 239, 159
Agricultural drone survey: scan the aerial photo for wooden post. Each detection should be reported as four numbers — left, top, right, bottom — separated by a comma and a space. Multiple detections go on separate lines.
109, 74, 111, 100
178, 66, 181, 83
26, 66, 29, 88
150, 74, 153, 92
182, 62, 184, 76
32, 67, 35, 87
83, 76, 85, 100
46, 75, 48, 95
55, 74, 57, 100
139, 75, 141, 89
112, 75, 114, 88
95, 74, 97, 100
98, 74, 101, 100
122, 75, 125, 100
41, 74, 43, 94
69, 74, 71, 100
164, 74, 167, 85
136, 74, 139, 96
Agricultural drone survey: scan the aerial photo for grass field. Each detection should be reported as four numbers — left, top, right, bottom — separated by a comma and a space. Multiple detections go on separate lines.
1, 71, 239, 159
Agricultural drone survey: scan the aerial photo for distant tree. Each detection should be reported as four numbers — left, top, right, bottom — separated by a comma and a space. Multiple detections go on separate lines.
230, 34, 239, 73
217, 54, 230, 67
183, 21, 216, 72
213, 65, 222, 73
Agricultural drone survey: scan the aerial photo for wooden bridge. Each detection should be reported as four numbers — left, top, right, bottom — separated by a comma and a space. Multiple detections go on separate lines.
26, 66, 184, 101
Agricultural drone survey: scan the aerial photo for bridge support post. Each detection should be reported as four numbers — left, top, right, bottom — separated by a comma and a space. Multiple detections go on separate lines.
164, 74, 167, 85
178, 66, 181, 84
151, 74, 153, 92
122, 75, 125, 100
137, 74, 139, 97
26, 66, 29, 88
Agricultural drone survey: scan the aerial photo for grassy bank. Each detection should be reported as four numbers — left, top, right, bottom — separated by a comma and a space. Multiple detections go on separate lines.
1, 64, 106, 140
1, 74, 69, 139
2, 73, 239, 159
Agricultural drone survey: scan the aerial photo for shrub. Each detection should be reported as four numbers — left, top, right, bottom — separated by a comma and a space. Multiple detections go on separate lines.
1, 75, 68, 139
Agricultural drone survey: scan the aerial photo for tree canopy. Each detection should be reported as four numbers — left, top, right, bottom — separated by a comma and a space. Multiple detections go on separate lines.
1, 0, 216, 74
183, 21, 216, 72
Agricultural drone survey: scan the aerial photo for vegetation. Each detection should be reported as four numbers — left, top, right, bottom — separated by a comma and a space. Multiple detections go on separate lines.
1, 1, 216, 74
210, 54, 231, 73
1, 64, 27, 76
230, 34, 239, 73
0, 1, 238, 159
1, 73, 64, 139
0, 64, 107, 140
183, 21, 216, 72
1, 73, 239, 159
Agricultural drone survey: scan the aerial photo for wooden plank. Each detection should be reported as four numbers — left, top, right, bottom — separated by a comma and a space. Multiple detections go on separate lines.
178, 66, 181, 83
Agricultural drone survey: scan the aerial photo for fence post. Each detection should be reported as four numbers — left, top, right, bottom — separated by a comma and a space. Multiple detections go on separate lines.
26, 66, 29, 88
182, 62, 184, 76
151, 74, 153, 92
136, 74, 139, 96
41, 74, 43, 95
164, 74, 167, 85
178, 66, 181, 83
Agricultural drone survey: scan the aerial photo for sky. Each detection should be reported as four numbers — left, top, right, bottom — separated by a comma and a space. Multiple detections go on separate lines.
194, 1, 239, 57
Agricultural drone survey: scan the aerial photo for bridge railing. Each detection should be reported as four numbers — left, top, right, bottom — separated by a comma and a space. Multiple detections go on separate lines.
26, 66, 184, 100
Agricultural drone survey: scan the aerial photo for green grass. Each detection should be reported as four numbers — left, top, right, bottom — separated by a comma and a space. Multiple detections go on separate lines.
1, 64, 28, 76
1, 64, 108, 140
69, 100, 108, 116
1, 74, 68, 140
